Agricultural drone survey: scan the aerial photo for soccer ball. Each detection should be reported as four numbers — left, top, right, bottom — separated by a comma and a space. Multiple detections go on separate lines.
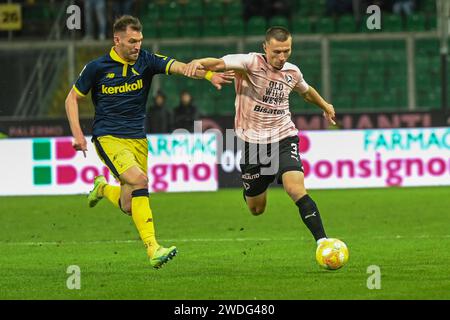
316, 238, 349, 270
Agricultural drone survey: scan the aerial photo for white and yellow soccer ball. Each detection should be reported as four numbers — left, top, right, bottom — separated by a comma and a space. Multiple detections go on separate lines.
316, 238, 349, 270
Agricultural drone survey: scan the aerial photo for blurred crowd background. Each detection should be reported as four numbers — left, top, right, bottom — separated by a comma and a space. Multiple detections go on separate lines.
0, 0, 448, 135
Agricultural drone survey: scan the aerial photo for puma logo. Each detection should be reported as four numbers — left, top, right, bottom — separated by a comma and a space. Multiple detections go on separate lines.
304, 212, 317, 219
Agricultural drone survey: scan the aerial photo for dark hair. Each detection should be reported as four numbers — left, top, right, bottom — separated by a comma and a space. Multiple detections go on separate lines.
265, 26, 291, 42
113, 15, 142, 34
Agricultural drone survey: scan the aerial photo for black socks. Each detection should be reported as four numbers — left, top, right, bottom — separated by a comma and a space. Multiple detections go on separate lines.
296, 194, 327, 241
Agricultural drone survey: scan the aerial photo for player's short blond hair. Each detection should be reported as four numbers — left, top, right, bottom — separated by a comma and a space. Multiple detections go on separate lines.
265, 26, 291, 42
113, 15, 142, 34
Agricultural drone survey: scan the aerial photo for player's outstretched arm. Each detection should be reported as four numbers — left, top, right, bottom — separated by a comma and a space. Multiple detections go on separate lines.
169, 60, 233, 90
65, 88, 88, 157
183, 58, 227, 77
298, 86, 336, 125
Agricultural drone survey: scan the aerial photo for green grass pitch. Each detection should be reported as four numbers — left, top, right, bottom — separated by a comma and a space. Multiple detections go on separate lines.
0, 186, 449, 300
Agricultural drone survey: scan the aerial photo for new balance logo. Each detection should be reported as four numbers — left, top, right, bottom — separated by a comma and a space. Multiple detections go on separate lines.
101, 79, 143, 94
131, 68, 140, 76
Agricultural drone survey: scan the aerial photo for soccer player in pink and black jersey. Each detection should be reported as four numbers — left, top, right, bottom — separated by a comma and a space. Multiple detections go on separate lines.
185, 27, 336, 248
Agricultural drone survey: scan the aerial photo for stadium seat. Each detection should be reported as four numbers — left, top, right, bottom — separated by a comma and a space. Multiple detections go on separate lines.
295, 0, 325, 17
416, 39, 439, 59
389, 88, 407, 107
382, 14, 404, 32
291, 16, 312, 34
415, 58, 429, 72
143, 23, 157, 38
366, 50, 385, 65
293, 0, 302, 11
157, 19, 179, 38
337, 15, 357, 33
223, 16, 245, 36
295, 7, 311, 18
183, 0, 203, 18
341, 74, 361, 92
406, 14, 426, 31
331, 72, 342, 87
246, 16, 267, 36
225, 0, 243, 17
204, 1, 225, 18
423, 1, 436, 14
162, 1, 182, 20
144, 2, 160, 21
424, 91, 440, 108
23, 3, 50, 19
373, 92, 389, 109
268, 16, 290, 29
202, 19, 224, 37
310, 0, 326, 17
381, 93, 396, 108
179, 19, 201, 37
426, 14, 437, 30
333, 94, 354, 110
314, 17, 335, 34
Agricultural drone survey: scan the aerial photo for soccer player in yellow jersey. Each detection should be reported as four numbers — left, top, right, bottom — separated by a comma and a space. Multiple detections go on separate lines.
65, 16, 233, 268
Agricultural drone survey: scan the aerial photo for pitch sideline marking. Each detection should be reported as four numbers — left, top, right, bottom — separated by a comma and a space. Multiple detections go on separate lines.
1, 235, 450, 246
0, 238, 291, 246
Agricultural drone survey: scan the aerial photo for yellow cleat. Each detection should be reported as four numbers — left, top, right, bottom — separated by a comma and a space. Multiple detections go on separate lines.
150, 246, 178, 269
87, 175, 107, 208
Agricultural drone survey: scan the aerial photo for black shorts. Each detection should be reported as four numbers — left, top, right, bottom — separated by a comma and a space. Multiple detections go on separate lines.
239, 135, 304, 197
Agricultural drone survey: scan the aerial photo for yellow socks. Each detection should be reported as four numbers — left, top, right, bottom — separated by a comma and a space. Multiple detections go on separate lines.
131, 189, 160, 258
99, 186, 160, 257
100, 184, 121, 208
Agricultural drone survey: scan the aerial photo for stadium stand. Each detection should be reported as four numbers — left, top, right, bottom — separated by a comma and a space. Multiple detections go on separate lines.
137, 0, 437, 37
0, 0, 445, 118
